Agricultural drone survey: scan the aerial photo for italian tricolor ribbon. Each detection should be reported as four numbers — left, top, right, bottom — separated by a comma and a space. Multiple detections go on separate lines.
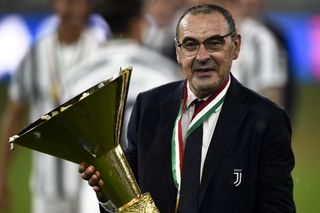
171, 76, 230, 198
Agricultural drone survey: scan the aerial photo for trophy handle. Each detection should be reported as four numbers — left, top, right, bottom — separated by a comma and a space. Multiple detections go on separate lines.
92, 145, 141, 207
93, 145, 159, 212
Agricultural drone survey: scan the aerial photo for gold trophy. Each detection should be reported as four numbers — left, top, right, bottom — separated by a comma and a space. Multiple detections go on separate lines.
9, 68, 159, 212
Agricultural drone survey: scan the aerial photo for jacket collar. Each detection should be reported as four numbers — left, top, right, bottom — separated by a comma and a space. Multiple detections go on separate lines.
159, 81, 186, 197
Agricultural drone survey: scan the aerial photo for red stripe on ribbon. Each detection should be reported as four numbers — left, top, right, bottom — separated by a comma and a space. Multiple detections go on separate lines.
192, 75, 229, 119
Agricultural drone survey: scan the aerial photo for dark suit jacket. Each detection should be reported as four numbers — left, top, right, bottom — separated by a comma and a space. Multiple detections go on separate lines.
101, 75, 296, 212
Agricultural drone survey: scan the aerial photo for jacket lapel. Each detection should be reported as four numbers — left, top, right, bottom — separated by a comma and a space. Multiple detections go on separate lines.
199, 76, 249, 204
159, 81, 185, 193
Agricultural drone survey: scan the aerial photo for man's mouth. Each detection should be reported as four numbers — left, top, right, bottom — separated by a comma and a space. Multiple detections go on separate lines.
193, 68, 215, 77
194, 68, 214, 72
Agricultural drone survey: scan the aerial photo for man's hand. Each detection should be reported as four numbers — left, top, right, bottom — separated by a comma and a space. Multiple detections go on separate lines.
78, 162, 108, 202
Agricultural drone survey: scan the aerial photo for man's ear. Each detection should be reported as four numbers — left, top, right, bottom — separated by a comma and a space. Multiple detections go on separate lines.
176, 42, 182, 65
232, 33, 241, 60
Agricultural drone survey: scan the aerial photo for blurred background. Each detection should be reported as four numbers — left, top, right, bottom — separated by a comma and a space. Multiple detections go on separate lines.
0, 0, 319, 212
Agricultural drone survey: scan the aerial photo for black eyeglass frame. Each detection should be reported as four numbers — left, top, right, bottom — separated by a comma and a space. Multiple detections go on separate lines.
176, 31, 235, 55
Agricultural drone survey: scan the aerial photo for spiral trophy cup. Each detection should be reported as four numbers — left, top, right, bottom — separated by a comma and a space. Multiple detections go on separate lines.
9, 68, 159, 212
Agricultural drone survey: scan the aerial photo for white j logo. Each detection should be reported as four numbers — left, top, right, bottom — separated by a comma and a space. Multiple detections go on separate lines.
233, 169, 242, 187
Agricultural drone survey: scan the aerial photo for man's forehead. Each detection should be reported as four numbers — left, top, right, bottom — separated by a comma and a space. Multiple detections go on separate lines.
178, 12, 229, 38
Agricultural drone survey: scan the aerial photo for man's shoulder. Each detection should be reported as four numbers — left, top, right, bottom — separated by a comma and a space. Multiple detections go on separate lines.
141, 80, 184, 97
77, 41, 178, 72
237, 81, 292, 138
33, 31, 56, 47
123, 43, 179, 73
239, 81, 288, 120
137, 80, 184, 105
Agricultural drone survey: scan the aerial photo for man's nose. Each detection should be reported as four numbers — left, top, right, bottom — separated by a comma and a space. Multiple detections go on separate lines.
195, 43, 210, 61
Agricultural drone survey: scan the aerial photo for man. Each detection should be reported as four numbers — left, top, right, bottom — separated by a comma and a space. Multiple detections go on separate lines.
80, 4, 295, 212
0, 0, 106, 212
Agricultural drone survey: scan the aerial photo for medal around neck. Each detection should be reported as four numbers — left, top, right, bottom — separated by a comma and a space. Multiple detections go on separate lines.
9, 67, 159, 212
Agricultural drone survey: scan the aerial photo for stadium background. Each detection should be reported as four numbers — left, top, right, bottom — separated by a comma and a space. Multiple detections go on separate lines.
0, 0, 319, 212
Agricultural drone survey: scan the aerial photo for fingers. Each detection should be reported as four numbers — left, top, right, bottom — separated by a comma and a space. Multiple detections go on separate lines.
79, 163, 105, 192
93, 179, 105, 192
78, 162, 88, 173
80, 165, 96, 180
88, 171, 101, 186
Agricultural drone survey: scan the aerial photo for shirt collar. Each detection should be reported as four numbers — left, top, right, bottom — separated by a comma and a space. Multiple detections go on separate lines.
186, 82, 203, 110
185, 74, 231, 110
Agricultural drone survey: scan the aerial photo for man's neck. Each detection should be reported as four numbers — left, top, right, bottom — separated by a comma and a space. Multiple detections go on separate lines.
189, 75, 230, 99
189, 82, 219, 100
58, 25, 84, 44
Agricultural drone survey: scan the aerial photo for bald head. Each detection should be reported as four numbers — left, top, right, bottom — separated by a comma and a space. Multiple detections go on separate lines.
176, 4, 237, 39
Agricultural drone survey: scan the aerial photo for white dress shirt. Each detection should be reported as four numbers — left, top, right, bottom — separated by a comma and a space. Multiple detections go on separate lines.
181, 79, 230, 181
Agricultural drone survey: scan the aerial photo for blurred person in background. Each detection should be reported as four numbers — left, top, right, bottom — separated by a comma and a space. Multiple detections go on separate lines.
60, 0, 182, 211
0, 0, 106, 212
186, 0, 288, 108
143, 0, 184, 62
62, 0, 182, 147
240, 0, 296, 118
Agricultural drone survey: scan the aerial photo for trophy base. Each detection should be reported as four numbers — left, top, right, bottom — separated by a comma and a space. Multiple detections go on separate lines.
118, 192, 159, 213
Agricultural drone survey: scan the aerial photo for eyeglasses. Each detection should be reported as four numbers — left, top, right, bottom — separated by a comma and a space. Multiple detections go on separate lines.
176, 31, 234, 56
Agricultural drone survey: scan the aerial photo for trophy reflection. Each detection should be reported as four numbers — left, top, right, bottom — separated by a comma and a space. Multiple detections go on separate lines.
9, 68, 159, 212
